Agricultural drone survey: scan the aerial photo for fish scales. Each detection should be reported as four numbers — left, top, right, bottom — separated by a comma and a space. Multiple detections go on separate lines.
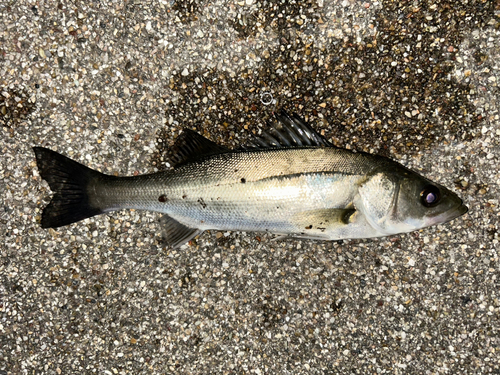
93, 148, 375, 234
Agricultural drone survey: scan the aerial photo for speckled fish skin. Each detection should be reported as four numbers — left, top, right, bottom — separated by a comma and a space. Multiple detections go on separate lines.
33, 112, 468, 247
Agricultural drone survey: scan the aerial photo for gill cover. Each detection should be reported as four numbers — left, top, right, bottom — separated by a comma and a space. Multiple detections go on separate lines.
356, 173, 398, 234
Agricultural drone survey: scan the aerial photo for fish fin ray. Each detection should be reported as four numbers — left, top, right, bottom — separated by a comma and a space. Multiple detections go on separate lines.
159, 214, 202, 248
243, 110, 333, 149
292, 208, 356, 238
170, 129, 229, 167
33, 147, 105, 228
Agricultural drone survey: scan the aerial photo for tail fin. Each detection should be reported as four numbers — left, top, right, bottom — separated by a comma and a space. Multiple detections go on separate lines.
33, 147, 105, 228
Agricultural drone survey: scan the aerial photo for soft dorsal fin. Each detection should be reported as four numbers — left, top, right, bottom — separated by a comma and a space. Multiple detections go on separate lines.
244, 110, 333, 149
170, 129, 229, 167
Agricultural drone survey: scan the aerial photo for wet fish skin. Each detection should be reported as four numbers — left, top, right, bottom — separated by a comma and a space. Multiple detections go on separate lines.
33, 111, 467, 247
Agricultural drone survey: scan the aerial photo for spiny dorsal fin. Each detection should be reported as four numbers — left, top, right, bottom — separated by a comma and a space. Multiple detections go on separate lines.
170, 129, 229, 167
244, 110, 333, 149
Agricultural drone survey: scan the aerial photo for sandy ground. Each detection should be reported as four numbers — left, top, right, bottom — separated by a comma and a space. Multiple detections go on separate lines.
1, 1, 499, 374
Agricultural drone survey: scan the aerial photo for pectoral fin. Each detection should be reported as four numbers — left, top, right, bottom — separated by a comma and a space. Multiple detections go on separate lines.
159, 215, 202, 248
292, 208, 356, 239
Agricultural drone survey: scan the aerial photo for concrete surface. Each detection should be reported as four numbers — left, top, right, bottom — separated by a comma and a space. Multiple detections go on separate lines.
1, 0, 499, 374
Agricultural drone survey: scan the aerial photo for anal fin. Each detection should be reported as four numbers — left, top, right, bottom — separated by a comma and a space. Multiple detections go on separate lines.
159, 215, 202, 248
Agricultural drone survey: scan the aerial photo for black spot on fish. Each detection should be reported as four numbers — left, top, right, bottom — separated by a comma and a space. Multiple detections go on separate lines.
198, 198, 207, 209
305, 225, 312, 230
240, 178, 246, 184
182, 194, 187, 199
158, 195, 167, 203
317, 227, 326, 232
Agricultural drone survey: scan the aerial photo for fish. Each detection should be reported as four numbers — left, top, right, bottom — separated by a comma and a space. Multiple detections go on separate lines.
33, 110, 468, 248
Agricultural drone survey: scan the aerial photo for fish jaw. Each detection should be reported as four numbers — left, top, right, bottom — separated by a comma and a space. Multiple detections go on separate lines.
424, 200, 468, 228
381, 200, 468, 235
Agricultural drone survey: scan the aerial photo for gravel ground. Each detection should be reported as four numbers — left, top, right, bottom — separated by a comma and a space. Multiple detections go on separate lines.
1, 1, 499, 374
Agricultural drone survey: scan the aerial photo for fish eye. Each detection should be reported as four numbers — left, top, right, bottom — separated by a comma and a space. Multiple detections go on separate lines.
420, 185, 441, 207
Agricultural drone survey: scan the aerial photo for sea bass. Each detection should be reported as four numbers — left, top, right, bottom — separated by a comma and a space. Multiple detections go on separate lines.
33, 111, 467, 247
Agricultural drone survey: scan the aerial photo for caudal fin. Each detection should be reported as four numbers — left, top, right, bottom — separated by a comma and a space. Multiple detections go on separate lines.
33, 147, 105, 228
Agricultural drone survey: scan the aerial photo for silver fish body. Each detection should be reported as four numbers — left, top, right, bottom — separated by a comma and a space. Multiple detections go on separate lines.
34, 111, 467, 247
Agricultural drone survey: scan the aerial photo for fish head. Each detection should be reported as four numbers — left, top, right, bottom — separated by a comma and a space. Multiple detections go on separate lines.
356, 166, 468, 236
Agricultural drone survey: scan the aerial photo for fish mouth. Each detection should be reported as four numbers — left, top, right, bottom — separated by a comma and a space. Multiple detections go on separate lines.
431, 200, 468, 226
447, 200, 468, 222
457, 202, 468, 216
